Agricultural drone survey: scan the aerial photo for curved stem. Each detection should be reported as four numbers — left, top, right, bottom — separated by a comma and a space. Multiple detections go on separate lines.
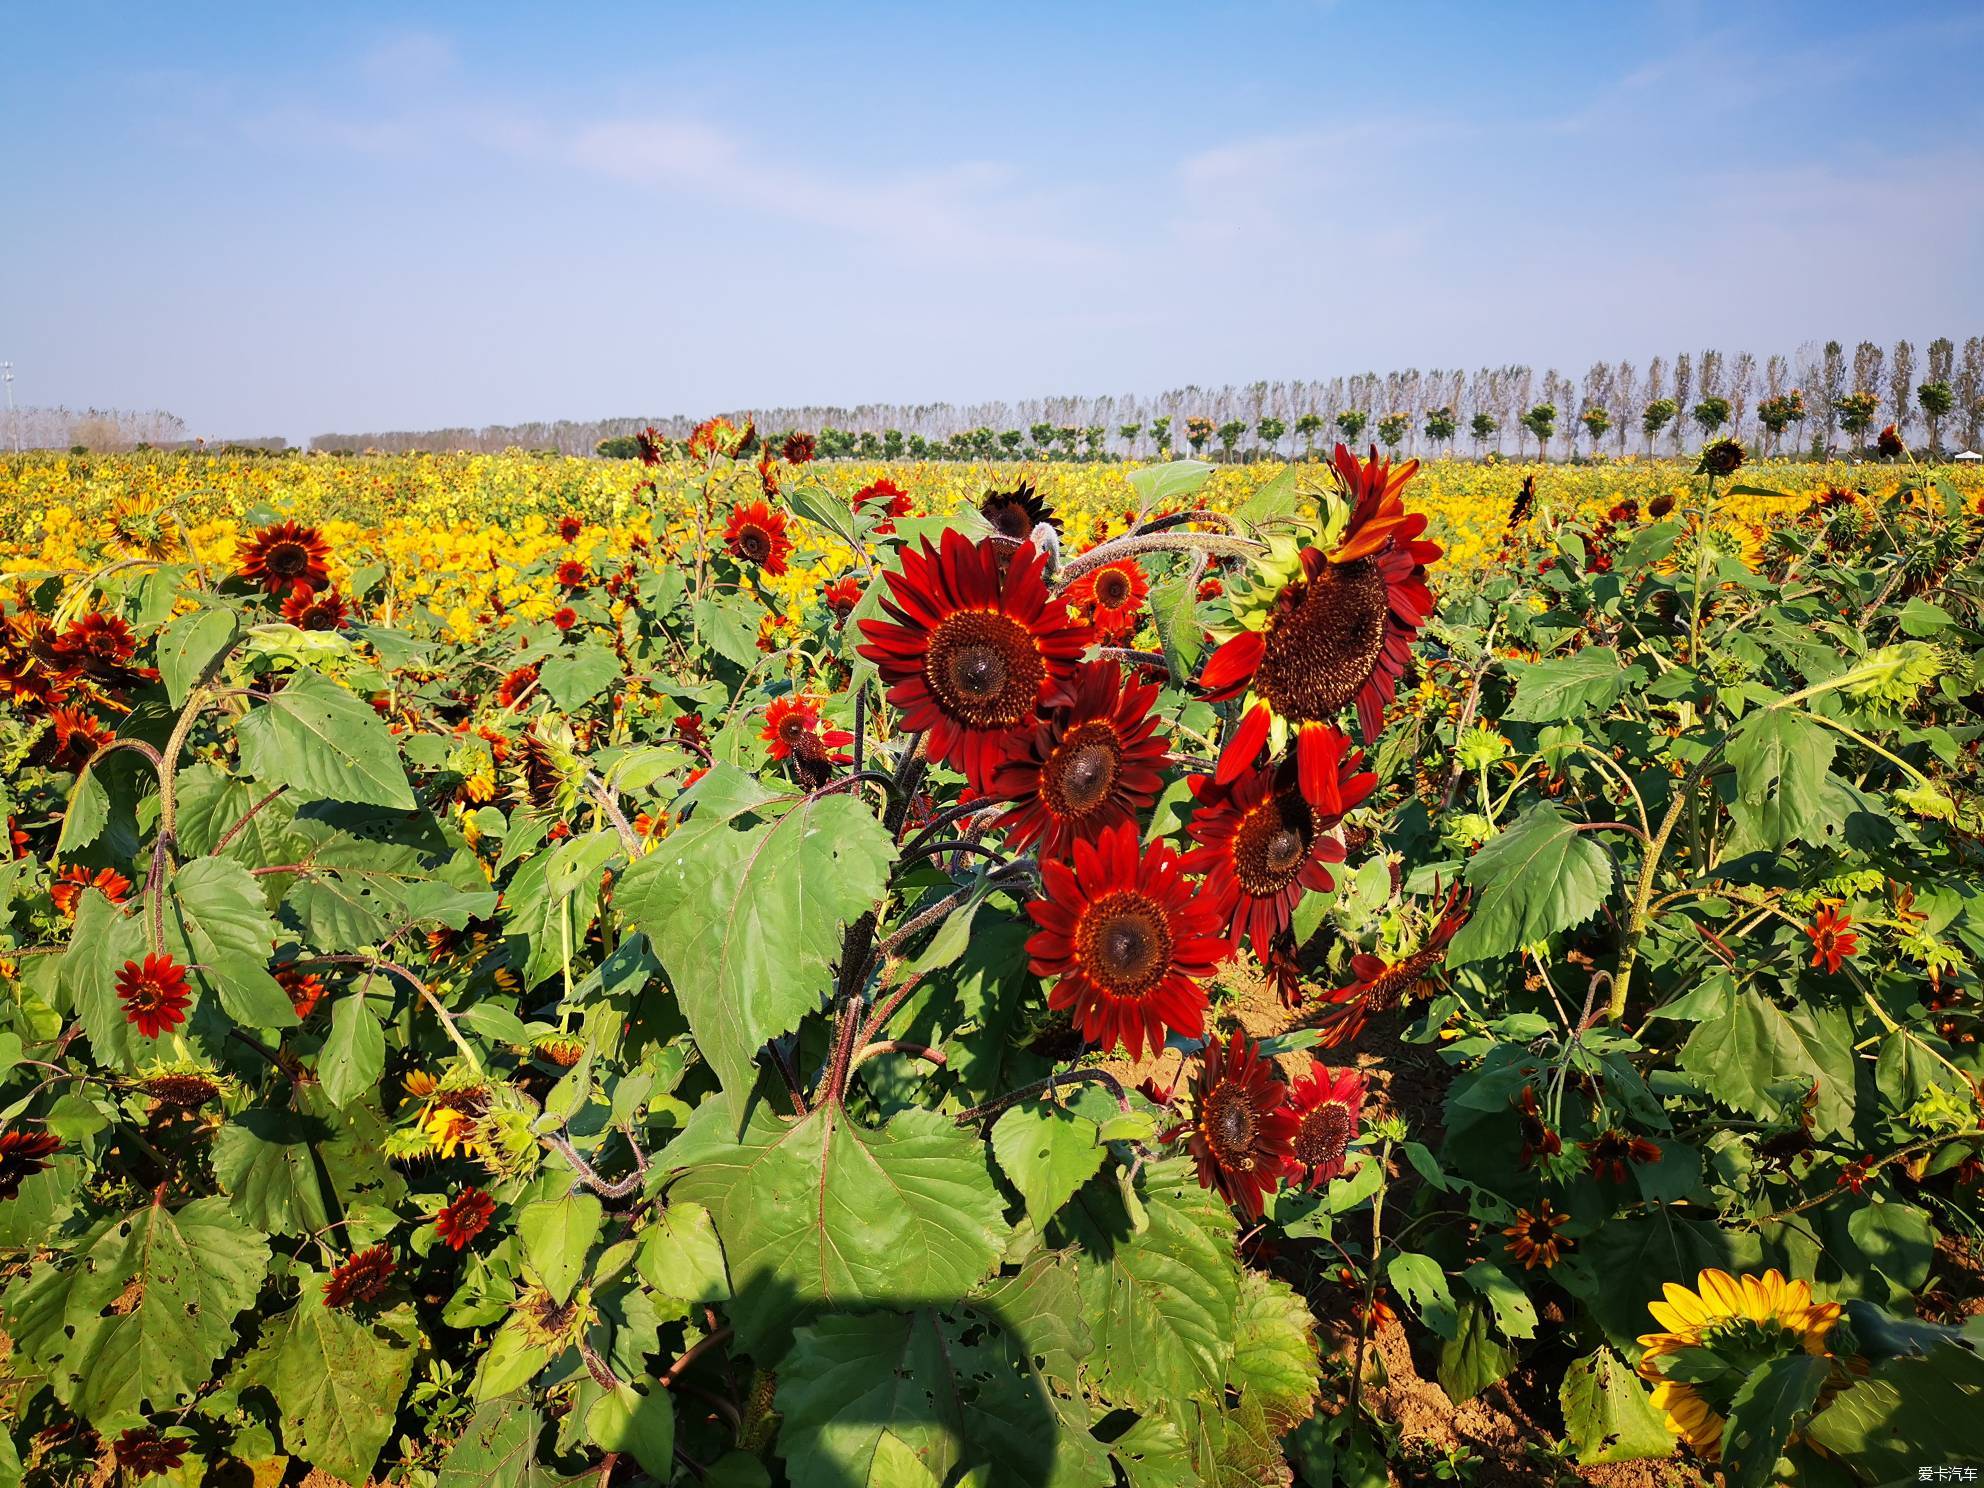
852, 1040, 945, 1072
954, 1068, 1130, 1124
1056, 531, 1263, 583
299, 954, 482, 1074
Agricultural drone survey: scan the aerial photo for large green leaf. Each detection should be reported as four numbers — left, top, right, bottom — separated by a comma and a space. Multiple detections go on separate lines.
157, 606, 239, 707
239, 1272, 419, 1487
1503, 647, 1643, 722
438, 1393, 553, 1487
1228, 1270, 1320, 1429
1386, 1251, 1459, 1340
211, 1108, 333, 1236
537, 641, 620, 711
7, 1197, 268, 1424
1719, 1353, 1829, 1488
1677, 993, 1855, 1136
319, 993, 387, 1109
1724, 707, 1839, 853
1559, 1347, 1673, 1464
234, 668, 415, 809
515, 1191, 602, 1305
586, 1382, 675, 1479
618, 793, 895, 1093
1061, 1158, 1240, 1411
671, 1104, 1006, 1356
1448, 803, 1614, 963
1805, 1342, 1984, 1481
1438, 1299, 1517, 1403
163, 855, 296, 1029
991, 1100, 1105, 1230
62, 888, 150, 1069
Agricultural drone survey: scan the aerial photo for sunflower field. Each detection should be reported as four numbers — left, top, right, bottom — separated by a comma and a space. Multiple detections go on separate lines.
0, 432, 1980, 1488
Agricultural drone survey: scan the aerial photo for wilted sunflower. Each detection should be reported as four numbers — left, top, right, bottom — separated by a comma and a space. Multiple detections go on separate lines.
1202, 444, 1440, 784
1285, 1063, 1365, 1189
986, 659, 1167, 858
401, 1070, 491, 1158
1315, 882, 1469, 1046
1185, 727, 1374, 971
1025, 820, 1228, 1059
979, 479, 1058, 542
108, 493, 178, 560
858, 530, 1093, 788
237, 520, 330, 595
1636, 1269, 1843, 1459
1695, 438, 1746, 478
721, 499, 794, 576
1183, 1031, 1297, 1220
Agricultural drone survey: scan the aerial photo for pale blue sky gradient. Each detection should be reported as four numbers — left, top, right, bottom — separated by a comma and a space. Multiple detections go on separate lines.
4, 1, 1981, 440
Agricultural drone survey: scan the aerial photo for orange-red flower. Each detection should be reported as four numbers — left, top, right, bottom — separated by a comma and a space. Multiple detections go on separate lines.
858, 531, 1093, 788
1582, 1128, 1661, 1183
782, 431, 817, 464
551, 607, 578, 632
855, 478, 913, 535
51, 611, 144, 687
496, 664, 539, 708
1285, 1063, 1365, 1189
435, 1188, 496, 1251
1806, 905, 1858, 973
1184, 1031, 1297, 1220
0, 1128, 63, 1200
823, 576, 862, 620
276, 965, 326, 1020
986, 659, 1167, 859
1062, 557, 1149, 642
324, 1245, 395, 1308
554, 559, 590, 591
1185, 728, 1374, 968
761, 696, 853, 765
558, 514, 584, 542
116, 954, 192, 1038
1201, 444, 1440, 780
42, 705, 112, 771
722, 500, 794, 576
1503, 1200, 1573, 1270
237, 521, 329, 595
49, 863, 131, 918
687, 415, 752, 460
281, 583, 348, 631
1025, 821, 1228, 1059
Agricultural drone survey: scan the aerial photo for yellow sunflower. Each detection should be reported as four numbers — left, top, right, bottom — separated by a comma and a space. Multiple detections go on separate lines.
1635, 1268, 1842, 1459
399, 1069, 491, 1159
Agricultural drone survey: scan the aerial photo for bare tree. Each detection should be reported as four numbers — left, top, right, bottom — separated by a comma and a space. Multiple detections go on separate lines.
1887, 339, 1915, 439
1727, 352, 1755, 441
1672, 353, 1693, 454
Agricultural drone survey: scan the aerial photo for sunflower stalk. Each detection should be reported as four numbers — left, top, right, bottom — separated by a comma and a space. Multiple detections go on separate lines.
1056, 530, 1263, 585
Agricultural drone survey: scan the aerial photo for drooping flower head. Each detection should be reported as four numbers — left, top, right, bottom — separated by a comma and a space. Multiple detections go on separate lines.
435, 1188, 497, 1251
1062, 557, 1149, 642
1636, 1269, 1843, 1460
0, 1128, 63, 1200
1201, 444, 1439, 783
858, 531, 1093, 788
237, 520, 330, 595
116, 954, 192, 1039
1315, 882, 1469, 1046
496, 664, 539, 709
1185, 728, 1375, 968
1183, 1031, 1297, 1220
324, 1245, 395, 1309
823, 575, 862, 621
986, 659, 1167, 858
1025, 821, 1228, 1060
1806, 905, 1858, 973
1284, 1063, 1365, 1189
722, 499, 793, 576
979, 479, 1058, 542
686, 415, 753, 460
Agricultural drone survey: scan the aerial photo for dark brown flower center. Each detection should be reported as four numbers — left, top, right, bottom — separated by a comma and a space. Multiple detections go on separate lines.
1365, 947, 1438, 1011
1095, 569, 1133, 609
1294, 1102, 1353, 1171
1232, 791, 1314, 895
1255, 557, 1389, 722
924, 610, 1044, 729
737, 527, 771, 562
778, 716, 809, 744
1203, 1085, 1260, 1168
982, 498, 1031, 541
1077, 890, 1172, 996
1043, 721, 1122, 818
266, 541, 311, 578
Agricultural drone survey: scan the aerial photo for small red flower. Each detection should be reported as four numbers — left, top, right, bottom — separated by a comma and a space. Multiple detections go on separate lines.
0, 1128, 64, 1200
1581, 1128, 1661, 1183
1512, 1084, 1562, 1168
1197, 576, 1225, 601
761, 695, 853, 764
496, 664, 539, 708
722, 500, 793, 576
823, 575, 863, 620
281, 582, 349, 630
115, 954, 192, 1039
1062, 557, 1150, 643
558, 514, 584, 542
555, 559, 590, 591
858, 531, 1093, 788
1184, 1031, 1297, 1220
1315, 883, 1468, 1045
782, 431, 817, 464
1025, 821, 1228, 1059
43, 705, 113, 771
1284, 1063, 1365, 1189
112, 1428, 186, 1476
237, 521, 330, 595
1836, 1155, 1875, 1194
49, 863, 131, 918
1807, 905, 1858, 973
855, 478, 913, 535
276, 965, 326, 1020
435, 1188, 496, 1251
324, 1245, 395, 1308
551, 607, 578, 631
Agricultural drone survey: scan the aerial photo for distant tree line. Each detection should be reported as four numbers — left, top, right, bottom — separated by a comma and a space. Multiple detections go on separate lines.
3, 406, 193, 453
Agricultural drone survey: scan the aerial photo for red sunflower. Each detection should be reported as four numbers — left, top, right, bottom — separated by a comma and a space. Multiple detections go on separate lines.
558, 514, 584, 542
722, 500, 794, 576
237, 521, 330, 595
554, 559, 590, 591
986, 659, 1167, 858
980, 480, 1058, 541
435, 1188, 496, 1251
823, 575, 862, 620
324, 1245, 395, 1308
281, 583, 348, 631
1183, 1031, 1297, 1220
43, 704, 113, 771
496, 664, 539, 708
1285, 1063, 1365, 1189
1062, 557, 1150, 642
1806, 905, 1858, 973
761, 695, 854, 764
112, 1429, 187, 1476
0, 1128, 63, 1200
115, 953, 193, 1038
1025, 821, 1228, 1060
49, 863, 131, 918
276, 965, 326, 1020
51, 611, 145, 687
1316, 882, 1469, 1047
855, 478, 912, 535
1185, 727, 1375, 970
551, 607, 578, 632
1201, 444, 1440, 785
858, 531, 1093, 787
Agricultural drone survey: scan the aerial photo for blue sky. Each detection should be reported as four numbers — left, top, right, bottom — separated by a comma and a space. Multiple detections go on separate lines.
4, 1, 1981, 441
